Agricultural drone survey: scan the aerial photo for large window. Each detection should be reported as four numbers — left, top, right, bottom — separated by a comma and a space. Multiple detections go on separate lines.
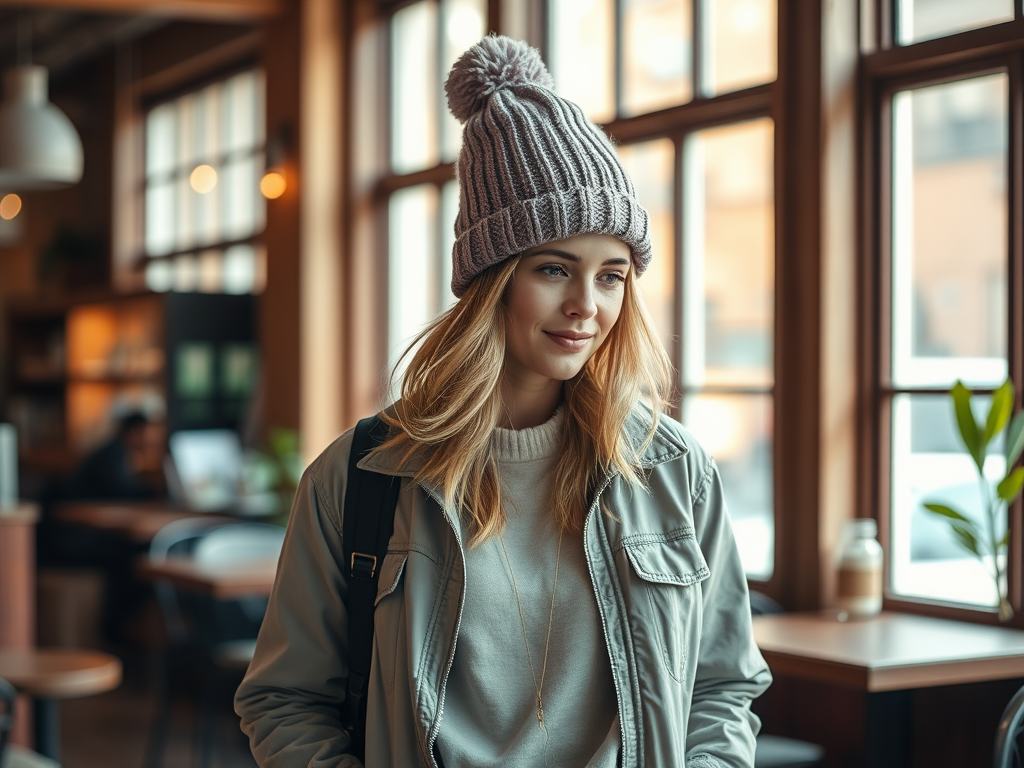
143, 68, 267, 295
382, 0, 778, 578
864, 1, 1024, 621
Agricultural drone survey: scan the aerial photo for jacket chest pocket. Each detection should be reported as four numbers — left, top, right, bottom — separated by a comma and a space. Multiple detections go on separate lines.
374, 551, 409, 695
623, 533, 709, 682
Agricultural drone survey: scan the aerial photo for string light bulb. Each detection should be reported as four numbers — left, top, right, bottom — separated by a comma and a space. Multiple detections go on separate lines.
0, 193, 22, 220
190, 164, 217, 194
260, 170, 286, 200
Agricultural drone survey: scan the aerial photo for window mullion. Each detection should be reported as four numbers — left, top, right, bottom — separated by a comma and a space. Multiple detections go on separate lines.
693, 0, 705, 98
1009, 50, 1024, 613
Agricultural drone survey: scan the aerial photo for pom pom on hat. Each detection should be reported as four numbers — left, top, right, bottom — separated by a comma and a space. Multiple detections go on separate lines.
445, 35, 555, 124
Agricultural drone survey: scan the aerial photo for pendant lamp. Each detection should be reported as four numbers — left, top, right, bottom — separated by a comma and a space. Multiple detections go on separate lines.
0, 65, 84, 189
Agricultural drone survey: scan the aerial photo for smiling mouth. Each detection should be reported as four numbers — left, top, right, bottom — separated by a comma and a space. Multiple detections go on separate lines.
544, 331, 594, 352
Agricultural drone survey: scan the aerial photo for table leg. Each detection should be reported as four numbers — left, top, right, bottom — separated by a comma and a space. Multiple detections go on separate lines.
864, 690, 912, 768
33, 697, 60, 764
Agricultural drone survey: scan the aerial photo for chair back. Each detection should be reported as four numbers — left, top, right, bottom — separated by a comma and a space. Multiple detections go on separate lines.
149, 518, 283, 648
994, 683, 1024, 768
193, 523, 285, 566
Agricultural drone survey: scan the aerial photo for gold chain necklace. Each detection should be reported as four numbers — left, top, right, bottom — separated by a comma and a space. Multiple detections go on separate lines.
496, 527, 564, 730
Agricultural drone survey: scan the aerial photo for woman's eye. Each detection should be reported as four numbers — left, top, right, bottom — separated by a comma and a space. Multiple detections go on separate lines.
599, 272, 625, 286
539, 264, 569, 277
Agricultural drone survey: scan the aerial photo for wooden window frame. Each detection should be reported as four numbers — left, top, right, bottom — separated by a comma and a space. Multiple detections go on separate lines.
859, 5, 1024, 626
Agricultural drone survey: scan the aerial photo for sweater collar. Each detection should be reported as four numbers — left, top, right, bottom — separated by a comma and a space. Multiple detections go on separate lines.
356, 401, 687, 479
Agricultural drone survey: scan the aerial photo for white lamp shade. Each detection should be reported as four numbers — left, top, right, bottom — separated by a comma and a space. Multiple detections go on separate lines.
0, 65, 83, 190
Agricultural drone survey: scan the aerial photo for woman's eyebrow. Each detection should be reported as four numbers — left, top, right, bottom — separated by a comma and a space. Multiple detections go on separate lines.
524, 249, 631, 267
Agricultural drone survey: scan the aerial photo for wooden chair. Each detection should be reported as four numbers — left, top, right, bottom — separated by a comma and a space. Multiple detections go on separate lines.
144, 519, 283, 768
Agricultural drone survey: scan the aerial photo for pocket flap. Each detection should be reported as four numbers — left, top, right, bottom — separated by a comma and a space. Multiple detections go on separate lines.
374, 551, 409, 605
623, 532, 710, 586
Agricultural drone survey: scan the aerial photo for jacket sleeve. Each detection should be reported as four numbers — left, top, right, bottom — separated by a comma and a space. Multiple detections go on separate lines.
685, 453, 773, 768
234, 431, 364, 768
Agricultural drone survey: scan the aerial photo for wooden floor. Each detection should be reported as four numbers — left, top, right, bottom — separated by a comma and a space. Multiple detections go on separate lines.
59, 650, 257, 768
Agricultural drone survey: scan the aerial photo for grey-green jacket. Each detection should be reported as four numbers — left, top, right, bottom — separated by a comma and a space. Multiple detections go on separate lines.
234, 408, 772, 768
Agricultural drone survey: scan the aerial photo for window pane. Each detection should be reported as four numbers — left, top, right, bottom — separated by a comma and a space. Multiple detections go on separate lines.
146, 103, 177, 179
623, 0, 693, 115
222, 155, 259, 240
683, 118, 774, 388
392, 1, 440, 174
224, 244, 257, 294
441, 0, 486, 162
389, 185, 440, 383
890, 393, 1006, 608
193, 83, 221, 164
145, 181, 175, 256
198, 249, 223, 293
145, 259, 174, 292
548, 0, 616, 123
704, 0, 777, 97
222, 70, 257, 156
618, 139, 676, 356
891, 75, 1007, 389
898, 0, 1013, 45
684, 393, 774, 579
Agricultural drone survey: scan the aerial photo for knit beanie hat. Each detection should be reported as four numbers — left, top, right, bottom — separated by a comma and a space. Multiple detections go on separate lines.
445, 35, 652, 297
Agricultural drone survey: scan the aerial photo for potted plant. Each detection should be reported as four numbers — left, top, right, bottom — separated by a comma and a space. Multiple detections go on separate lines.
923, 379, 1024, 622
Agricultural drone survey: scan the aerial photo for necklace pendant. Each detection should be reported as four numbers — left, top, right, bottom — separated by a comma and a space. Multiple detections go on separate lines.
537, 708, 544, 729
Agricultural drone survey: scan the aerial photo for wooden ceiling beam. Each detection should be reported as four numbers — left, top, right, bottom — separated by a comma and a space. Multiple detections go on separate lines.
0, 0, 287, 21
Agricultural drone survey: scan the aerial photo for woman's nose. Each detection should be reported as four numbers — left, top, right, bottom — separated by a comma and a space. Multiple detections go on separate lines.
563, 282, 597, 319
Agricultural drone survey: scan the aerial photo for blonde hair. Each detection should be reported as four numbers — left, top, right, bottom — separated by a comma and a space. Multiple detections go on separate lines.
379, 256, 674, 546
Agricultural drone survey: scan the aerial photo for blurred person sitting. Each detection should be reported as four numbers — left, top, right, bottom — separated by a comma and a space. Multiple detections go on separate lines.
64, 411, 159, 500
38, 412, 161, 645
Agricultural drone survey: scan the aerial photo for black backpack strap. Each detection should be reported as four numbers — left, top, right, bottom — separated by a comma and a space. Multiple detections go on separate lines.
342, 414, 401, 761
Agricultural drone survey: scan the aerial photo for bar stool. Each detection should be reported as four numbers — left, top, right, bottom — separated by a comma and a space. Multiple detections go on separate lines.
0, 648, 121, 764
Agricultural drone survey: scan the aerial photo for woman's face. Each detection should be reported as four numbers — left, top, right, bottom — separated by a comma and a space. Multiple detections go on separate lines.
503, 233, 631, 389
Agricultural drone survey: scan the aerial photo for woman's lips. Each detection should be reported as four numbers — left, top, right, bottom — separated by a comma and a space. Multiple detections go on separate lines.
544, 331, 594, 352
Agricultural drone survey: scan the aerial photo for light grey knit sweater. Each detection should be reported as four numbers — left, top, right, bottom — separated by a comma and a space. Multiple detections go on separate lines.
435, 409, 620, 768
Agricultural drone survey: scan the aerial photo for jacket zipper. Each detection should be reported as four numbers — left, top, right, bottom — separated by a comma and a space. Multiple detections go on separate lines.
581, 473, 638, 767
422, 487, 467, 768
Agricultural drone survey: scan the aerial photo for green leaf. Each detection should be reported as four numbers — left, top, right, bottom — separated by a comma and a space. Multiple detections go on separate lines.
1006, 411, 1024, 468
984, 379, 1014, 444
923, 502, 971, 523
951, 381, 984, 471
997, 467, 1024, 503
949, 523, 981, 557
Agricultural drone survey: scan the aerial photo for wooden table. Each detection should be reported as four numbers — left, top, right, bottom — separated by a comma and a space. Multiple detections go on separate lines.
52, 501, 231, 544
752, 611, 1024, 766
0, 648, 122, 762
137, 557, 279, 598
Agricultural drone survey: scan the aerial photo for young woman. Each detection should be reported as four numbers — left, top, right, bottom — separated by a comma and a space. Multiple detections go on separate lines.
235, 35, 771, 768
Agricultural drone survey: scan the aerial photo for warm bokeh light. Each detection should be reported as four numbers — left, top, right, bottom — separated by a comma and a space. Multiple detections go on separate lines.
0, 193, 22, 220
190, 164, 218, 194
260, 171, 287, 200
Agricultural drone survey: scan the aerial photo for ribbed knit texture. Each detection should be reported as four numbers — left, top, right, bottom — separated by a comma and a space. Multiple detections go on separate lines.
444, 36, 652, 297
436, 409, 620, 768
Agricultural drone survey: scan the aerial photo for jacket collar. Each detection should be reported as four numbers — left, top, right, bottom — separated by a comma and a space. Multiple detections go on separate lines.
356, 401, 687, 479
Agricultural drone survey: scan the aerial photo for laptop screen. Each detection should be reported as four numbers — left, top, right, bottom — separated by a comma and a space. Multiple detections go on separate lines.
167, 429, 243, 511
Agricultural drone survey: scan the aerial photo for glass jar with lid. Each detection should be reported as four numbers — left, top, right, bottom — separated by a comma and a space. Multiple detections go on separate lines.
836, 518, 883, 619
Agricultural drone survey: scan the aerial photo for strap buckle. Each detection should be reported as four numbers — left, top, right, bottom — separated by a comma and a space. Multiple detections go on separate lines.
350, 552, 378, 579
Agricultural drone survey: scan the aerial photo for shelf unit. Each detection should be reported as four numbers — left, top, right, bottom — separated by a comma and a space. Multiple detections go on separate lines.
4, 291, 258, 480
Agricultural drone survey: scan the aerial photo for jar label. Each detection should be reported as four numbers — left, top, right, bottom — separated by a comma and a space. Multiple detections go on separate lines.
838, 566, 882, 599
